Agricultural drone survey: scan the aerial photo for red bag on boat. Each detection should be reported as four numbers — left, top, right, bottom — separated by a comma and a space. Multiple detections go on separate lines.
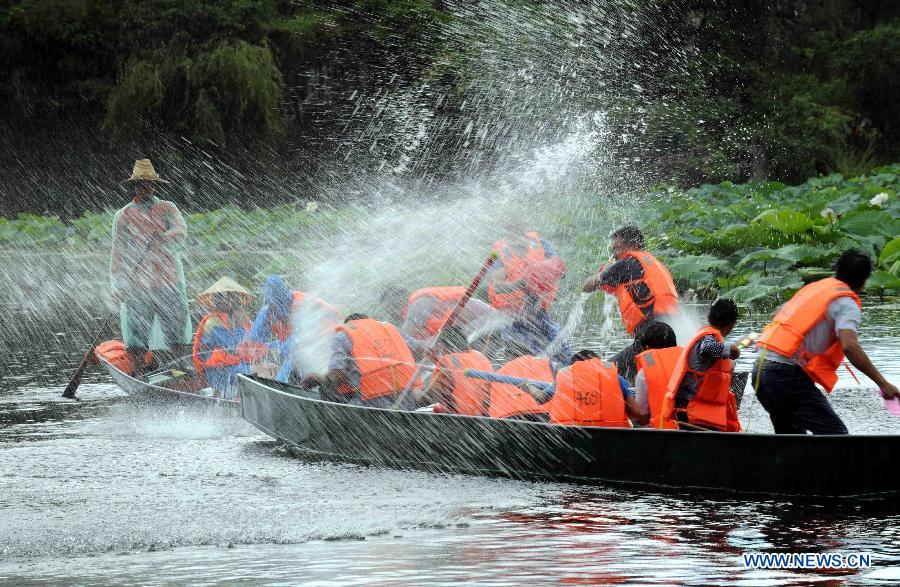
92, 340, 153, 375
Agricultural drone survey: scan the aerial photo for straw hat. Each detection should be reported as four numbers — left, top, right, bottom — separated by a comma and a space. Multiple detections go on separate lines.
126, 159, 169, 183
197, 277, 254, 307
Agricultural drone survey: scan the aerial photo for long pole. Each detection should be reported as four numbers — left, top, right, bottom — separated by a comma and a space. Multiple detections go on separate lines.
462, 368, 554, 391
392, 251, 499, 408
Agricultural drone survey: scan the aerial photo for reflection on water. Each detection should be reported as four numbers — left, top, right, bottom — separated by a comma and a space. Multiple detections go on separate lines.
1, 305, 899, 584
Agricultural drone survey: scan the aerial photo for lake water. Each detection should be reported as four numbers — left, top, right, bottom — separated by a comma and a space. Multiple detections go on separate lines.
2, 302, 899, 585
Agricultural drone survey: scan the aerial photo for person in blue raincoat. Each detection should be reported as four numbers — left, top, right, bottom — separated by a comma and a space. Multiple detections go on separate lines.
239, 276, 345, 383
110, 159, 192, 373
240, 276, 295, 379
191, 277, 254, 398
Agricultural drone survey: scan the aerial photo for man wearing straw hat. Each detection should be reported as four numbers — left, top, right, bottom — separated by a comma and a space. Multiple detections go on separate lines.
193, 277, 254, 398
110, 159, 192, 374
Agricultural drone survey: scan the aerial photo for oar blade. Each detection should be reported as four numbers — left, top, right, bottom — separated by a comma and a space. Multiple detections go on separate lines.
61, 360, 87, 400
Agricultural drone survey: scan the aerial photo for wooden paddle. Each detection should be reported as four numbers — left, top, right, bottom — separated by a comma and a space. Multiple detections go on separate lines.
392, 250, 499, 408
62, 316, 114, 400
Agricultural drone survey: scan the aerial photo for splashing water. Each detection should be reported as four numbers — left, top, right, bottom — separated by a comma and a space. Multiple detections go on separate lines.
543, 292, 590, 359
662, 306, 704, 346
1, 0, 683, 330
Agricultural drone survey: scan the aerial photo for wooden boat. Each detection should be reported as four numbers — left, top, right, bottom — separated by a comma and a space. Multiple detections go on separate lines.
237, 374, 898, 499
99, 357, 240, 409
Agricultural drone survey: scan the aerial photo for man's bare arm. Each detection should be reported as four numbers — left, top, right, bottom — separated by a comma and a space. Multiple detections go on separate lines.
839, 329, 899, 398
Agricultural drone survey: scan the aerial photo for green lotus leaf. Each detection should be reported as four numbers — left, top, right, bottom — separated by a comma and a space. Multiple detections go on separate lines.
879, 237, 900, 266
752, 209, 815, 236
866, 271, 900, 291
839, 210, 900, 238
720, 283, 780, 305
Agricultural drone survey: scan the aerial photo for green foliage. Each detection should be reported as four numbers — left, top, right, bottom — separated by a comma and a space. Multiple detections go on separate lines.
104, 40, 284, 145
618, 3, 900, 185
758, 74, 856, 181
105, 61, 164, 132
2, 0, 445, 154
839, 19, 900, 155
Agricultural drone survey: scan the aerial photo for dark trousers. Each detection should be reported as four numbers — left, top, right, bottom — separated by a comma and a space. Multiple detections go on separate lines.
752, 362, 848, 435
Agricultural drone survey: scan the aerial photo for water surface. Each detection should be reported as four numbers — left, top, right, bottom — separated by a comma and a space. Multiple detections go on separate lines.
2, 305, 899, 585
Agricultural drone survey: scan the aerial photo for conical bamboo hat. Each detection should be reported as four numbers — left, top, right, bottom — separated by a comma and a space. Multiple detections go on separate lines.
197, 277, 254, 307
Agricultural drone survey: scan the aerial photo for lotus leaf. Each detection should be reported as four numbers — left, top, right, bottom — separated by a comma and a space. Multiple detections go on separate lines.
879, 237, 900, 266
839, 210, 900, 238
735, 244, 824, 269
866, 271, 900, 291
753, 209, 815, 236
720, 283, 781, 304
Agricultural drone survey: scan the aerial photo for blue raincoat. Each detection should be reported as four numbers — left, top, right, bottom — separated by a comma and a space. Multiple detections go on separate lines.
247, 276, 294, 378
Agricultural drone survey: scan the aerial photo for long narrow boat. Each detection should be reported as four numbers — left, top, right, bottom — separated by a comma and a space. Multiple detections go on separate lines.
99, 357, 240, 409
237, 374, 899, 499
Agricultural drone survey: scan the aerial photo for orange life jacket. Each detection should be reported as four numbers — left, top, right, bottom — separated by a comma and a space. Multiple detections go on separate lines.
635, 346, 683, 429
488, 232, 557, 312
93, 340, 153, 375
192, 312, 249, 381
336, 318, 418, 400
488, 355, 553, 419
612, 250, 679, 335
663, 326, 740, 432
549, 358, 630, 427
434, 350, 493, 416
270, 291, 343, 343
403, 286, 466, 339
757, 277, 862, 393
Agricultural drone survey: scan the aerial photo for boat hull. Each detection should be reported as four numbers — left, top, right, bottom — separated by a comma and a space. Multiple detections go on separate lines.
100, 358, 240, 409
238, 375, 899, 499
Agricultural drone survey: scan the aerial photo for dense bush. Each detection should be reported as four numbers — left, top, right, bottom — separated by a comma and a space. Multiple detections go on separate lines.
2, 1, 900, 214
1, 0, 444, 146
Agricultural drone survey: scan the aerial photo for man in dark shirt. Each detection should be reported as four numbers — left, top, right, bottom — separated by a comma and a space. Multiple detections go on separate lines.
582, 226, 679, 335
584, 226, 680, 381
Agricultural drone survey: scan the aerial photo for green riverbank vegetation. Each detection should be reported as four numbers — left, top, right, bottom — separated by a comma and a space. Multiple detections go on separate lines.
2, 166, 897, 307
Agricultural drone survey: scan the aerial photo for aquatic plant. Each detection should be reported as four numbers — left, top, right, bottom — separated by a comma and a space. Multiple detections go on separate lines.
647, 164, 900, 304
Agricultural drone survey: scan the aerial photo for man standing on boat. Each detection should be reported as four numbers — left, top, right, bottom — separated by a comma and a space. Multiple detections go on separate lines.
583, 226, 680, 333
754, 249, 899, 434
110, 159, 192, 375
582, 226, 680, 381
